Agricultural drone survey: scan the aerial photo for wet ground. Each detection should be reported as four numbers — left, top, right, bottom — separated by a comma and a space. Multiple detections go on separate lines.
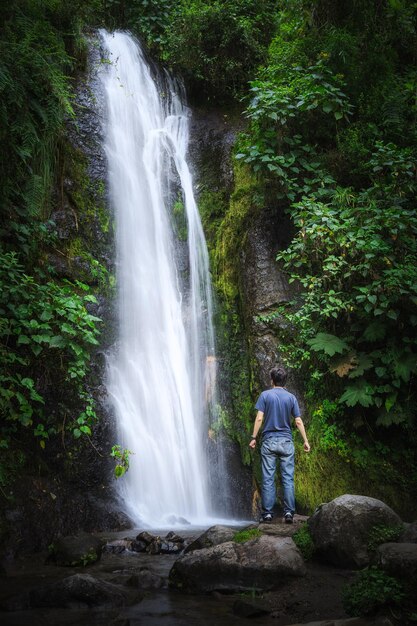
0, 519, 355, 626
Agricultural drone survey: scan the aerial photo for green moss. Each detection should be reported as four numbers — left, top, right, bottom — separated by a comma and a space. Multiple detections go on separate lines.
198, 189, 228, 257
56, 142, 112, 291
294, 430, 417, 519
213, 161, 261, 300
292, 523, 315, 560
196, 159, 261, 466
172, 196, 188, 241
233, 527, 262, 543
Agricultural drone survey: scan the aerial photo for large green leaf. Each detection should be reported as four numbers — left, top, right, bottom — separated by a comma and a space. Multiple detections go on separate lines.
339, 382, 375, 407
308, 333, 349, 357
393, 352, 417, 383
362, 321, 387, 341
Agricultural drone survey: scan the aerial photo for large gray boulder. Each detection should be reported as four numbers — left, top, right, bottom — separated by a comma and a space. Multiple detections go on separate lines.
308, 494, 403, 568
373, 542, 417, 580
183, 524, 236, 553
170, 535, 306, 592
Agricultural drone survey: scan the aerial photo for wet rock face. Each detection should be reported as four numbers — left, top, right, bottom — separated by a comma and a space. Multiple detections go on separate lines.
240, 207, 302, 396
189, 108, 241, 195
308, 494, 403, 568
169, 535, 306, 593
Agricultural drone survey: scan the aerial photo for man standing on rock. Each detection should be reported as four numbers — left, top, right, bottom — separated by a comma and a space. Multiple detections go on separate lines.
249, 367, 310, 524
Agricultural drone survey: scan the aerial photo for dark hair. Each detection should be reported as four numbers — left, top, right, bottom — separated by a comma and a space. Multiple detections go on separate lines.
270, 367, 287, 386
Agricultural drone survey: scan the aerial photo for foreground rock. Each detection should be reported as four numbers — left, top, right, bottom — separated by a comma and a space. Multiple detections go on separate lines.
286, 618, 394, 626
308, 494, 403, 568
183, 525, 236, 554
3, 573, 130, 610
170, 535, 306, 592
373, 542, 417, 580
400, 521, 417, 543
51, 532, 105, 566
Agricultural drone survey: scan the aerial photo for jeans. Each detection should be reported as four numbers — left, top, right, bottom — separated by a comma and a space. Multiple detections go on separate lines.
260, 436, 295, 516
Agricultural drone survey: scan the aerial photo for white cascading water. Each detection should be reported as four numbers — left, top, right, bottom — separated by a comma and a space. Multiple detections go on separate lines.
100, 30, 228, 526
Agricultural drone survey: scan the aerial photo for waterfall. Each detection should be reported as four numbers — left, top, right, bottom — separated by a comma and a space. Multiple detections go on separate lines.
99, 30, 229, 527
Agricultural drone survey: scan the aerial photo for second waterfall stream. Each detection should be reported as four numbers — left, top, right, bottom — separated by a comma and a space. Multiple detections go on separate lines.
100, 30, 231, 526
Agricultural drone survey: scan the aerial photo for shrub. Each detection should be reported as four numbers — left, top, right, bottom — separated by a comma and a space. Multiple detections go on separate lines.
343, 566, 405, 616
367, 523, 404, 553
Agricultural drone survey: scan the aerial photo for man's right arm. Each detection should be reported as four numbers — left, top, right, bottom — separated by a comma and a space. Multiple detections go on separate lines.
294, 417, 310, 452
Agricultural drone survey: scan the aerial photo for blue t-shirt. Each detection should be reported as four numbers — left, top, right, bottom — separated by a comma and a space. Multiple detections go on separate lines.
255, 387, 301, 440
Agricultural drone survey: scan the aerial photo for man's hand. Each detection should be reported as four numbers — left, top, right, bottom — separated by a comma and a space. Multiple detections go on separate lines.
249, 438, 256, 449
303, 441, 311, 452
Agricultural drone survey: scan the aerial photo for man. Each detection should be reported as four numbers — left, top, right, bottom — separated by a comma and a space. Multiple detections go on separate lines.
249, 366, 310, 524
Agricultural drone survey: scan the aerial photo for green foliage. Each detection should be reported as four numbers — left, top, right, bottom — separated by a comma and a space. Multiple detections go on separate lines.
0, 0, 75, 249
163, 0, 278, 102
274, 189, 417, 425
74, 547, 99, 567
343, 566, 405, 616
243, 2, 417, 435
0, 251, 101, 446
293, 400, 417, 517
292, 523, 315, 560
233, 527, 261, 543
0, 1, 113, 467
110, 445, 133, 479
367, 523, 404, 553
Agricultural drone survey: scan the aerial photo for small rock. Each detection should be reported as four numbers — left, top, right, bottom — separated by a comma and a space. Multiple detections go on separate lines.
160, 541, 182, 554
286, 618, 394, 625
102, 539, 133, 554
52, 532, 105, 566
3, 574, 129, 610
400, 521, 417, 543
184, 524, 236, 554
233, 598, 271, 618
165, 531, 184, 543
136, 531, 156, 545
128, 568, 165, 590
130, 539, 147, 553
146, 539, 162, 555
373, 542, 417, 580
166, 515, 190, 525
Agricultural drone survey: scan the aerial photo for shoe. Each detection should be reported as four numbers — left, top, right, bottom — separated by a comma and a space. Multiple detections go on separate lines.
284, 512, 293, 524
260, 513, 273, 523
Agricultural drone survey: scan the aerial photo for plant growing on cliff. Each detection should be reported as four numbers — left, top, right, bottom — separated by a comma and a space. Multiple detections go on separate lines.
110, 445, 133, 478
